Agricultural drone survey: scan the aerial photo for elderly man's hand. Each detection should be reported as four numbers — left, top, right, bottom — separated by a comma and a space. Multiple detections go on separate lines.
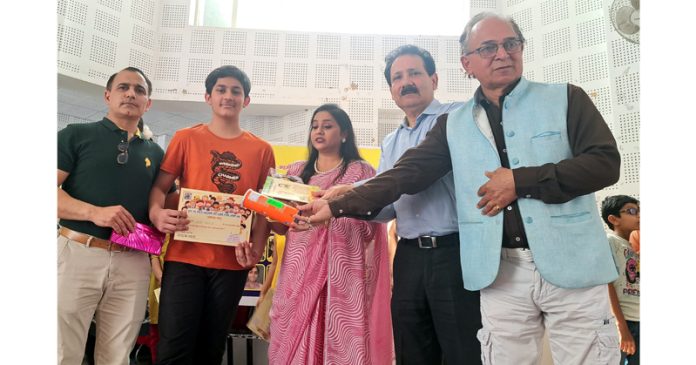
291, 199, 334, 231
476, 167, 517, 217
313, 184, 353, 200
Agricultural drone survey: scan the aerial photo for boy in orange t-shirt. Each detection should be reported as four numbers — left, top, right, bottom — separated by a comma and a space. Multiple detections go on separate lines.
148, 65, 275, 365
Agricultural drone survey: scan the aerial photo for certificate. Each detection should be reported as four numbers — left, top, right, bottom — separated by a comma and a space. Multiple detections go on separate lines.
261, 176, 319, 203
174, 188, 253, 246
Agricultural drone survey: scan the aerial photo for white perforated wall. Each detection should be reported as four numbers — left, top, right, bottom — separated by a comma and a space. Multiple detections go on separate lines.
542, 27, 571, 58
159, 33, 183, 53
414, 38, 440, 60
187, 58, 213, 84
131, 0, 155, 25
576, 0, 602, 14
445, 68, 474, 94
577, 17, 605, 48
155, 57, 180, 81
282, 63, 308, 88
578, 52, 607, 83
160, 4, 187, 28
132, 24, 155, 50
222, 31, 247, 55
87, 68, 109, 81
350, 36, 375, 61
129, 49, 154, 77
57, 24, 84, 58
252, 61, 277, 87
615, 72, 639, 105
58, 60, 81, 74
445, 39, 461, 64
586, 86, 613, 125
377, 109, 404, 146
89, 35, 117, 67
190, 29, 215, 54
95, 9, 120, 38
57, 0, 637, 200
610, 39, 640, 68
542, 60, 572, 83
58, 1, 471, 150
618, 112, 640, 144
349, 66, 374, 91
348, 98, 375, 125
315, 64, 339, 89
220, 59, 245, 70
98, 0, 122, 12
540, 0, 568, 25
284, 34, 310, 59
65, 0, 89, 25
316, 34, 341, 60
524, 37, 535, 63
254, 32, 279, 57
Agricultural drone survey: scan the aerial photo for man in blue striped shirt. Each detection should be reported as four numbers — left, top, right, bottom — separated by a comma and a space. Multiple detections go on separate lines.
323, 45, 482, 364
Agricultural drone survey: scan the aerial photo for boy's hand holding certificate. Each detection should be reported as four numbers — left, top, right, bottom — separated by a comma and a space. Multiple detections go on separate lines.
174, 188, 253, 246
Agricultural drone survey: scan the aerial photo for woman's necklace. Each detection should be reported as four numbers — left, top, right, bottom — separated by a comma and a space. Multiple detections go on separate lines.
314, 158, 344, 174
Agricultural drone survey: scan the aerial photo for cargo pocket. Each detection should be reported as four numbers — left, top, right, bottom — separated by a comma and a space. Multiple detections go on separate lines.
595, 322, 620, 364
477, 328, 493, 365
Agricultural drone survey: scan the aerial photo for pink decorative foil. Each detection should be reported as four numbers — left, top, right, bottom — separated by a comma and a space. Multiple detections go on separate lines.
109, 223, 165, 255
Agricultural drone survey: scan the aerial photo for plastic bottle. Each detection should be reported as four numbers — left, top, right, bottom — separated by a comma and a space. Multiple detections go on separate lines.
242, 189, 299, 225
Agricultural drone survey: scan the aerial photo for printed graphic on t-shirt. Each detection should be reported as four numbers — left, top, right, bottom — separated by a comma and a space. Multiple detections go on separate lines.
622, 248, 640, 297
210, 150, 242, 193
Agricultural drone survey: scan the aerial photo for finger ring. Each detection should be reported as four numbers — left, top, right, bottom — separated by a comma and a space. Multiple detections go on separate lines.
494, 205, 501, 211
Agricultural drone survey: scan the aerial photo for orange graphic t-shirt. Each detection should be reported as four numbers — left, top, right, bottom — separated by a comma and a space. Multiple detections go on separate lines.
160, 124, 276, 270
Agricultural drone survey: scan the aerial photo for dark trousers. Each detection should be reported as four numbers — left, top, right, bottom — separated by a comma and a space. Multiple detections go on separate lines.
392, 235, 482, 365
155, 261, 248, 365
621, 320, 640, 365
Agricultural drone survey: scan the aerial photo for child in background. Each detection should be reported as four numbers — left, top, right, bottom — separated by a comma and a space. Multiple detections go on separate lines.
601, 195, 640, 365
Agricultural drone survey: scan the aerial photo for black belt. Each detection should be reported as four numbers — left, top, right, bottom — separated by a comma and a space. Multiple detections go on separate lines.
400, 232, 459, 249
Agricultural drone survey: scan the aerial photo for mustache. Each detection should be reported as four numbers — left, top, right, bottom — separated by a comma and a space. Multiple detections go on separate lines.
400, 85, 419, 96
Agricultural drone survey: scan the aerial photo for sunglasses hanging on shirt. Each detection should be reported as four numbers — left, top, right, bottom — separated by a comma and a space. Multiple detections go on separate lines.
117, 140, 129, 165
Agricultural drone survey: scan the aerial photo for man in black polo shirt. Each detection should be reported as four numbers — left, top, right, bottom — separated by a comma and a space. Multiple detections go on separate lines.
57, 67, 168, 365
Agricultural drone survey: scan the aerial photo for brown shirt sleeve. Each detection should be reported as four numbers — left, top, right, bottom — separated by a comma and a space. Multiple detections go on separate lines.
512, 84, 621, 203
329, 114, 453, 218
331, 83, 621, 218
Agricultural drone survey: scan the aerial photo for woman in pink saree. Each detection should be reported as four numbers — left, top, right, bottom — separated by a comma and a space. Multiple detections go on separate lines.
268, 104, 393, 364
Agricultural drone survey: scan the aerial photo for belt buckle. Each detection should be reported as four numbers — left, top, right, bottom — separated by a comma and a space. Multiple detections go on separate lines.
417, 236, 437, 249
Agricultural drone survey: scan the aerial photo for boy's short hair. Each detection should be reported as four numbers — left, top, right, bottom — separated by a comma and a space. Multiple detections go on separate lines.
601, 195, 639, 230
204, 65, 251, 97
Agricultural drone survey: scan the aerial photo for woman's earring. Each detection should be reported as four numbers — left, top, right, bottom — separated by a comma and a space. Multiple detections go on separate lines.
341, 138, 346, 143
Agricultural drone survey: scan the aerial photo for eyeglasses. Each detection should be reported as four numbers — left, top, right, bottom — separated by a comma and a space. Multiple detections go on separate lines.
117, 141, 129, 165
619, 207, 640, 216
465, 39, 524, 58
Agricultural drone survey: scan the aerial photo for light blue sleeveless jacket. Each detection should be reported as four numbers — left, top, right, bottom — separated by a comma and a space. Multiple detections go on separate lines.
446, 78, 618, 290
